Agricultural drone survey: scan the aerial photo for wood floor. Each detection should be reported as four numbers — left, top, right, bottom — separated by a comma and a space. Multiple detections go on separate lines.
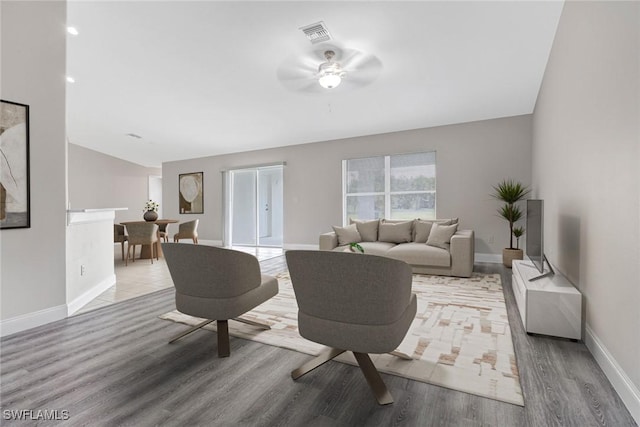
1, 257, 636, 426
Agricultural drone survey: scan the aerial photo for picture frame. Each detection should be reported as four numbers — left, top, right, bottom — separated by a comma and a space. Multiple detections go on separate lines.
1, 100, 30, 229
179, 172, 203, 214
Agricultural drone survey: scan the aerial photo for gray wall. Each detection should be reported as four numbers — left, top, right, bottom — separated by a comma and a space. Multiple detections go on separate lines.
68, 144, 161, 223
1, 1, 67, 320
163, 115, 532, 254
532, 0, 639, 401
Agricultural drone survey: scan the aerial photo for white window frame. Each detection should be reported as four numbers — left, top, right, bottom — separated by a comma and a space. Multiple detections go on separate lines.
342, 152, 436, 224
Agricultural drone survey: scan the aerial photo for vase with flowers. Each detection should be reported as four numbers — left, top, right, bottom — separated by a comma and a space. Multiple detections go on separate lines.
143, 200, 159, 222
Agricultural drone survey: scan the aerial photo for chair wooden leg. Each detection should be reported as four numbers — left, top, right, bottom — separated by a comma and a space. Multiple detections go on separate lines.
291, 347, 345, 380
353, 352, 394, 405
168, 319, 214, 343
125, 244, 131, 266
121, 241, 125, 261
217, 320, 230, 357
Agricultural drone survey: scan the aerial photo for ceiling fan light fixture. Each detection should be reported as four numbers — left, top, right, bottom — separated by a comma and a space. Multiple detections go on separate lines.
317, 50, 345, 89
318, 73, 342, 89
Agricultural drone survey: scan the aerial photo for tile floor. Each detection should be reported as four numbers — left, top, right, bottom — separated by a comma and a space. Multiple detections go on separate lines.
75, 243, 284, 315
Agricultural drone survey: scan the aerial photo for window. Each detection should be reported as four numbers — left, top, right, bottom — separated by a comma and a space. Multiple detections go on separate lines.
343, 151, 436, 223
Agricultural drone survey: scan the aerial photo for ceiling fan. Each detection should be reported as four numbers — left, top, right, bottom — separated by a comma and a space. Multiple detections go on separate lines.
277, 45, 383, 93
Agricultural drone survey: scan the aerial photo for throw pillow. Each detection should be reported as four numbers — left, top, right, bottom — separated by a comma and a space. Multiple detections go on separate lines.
413, 219, 453, 243
378, 220, 413, 243
349, 218, 379, 242
332, 224, 362, 246
426, 223, 459, 250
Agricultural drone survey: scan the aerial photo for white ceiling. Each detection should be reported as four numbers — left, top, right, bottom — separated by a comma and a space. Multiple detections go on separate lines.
66, 1, 564, 168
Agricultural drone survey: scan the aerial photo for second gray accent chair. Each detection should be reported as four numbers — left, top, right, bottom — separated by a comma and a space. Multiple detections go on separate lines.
162, 243, 279, 358
285, 250, 417, 405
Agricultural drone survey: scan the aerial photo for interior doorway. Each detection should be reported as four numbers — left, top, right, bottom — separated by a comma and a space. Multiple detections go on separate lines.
228, 165, 283, 248
148, 175, 163, 218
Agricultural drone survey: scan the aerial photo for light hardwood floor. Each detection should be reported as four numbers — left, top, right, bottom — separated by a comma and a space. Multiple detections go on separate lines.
1, 251, 636, 426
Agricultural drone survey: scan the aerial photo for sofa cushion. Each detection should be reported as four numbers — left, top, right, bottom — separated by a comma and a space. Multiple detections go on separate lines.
349, 218, 379, 242
332, 224, 362, 246
378, 220, 413, 243
426, 223, 459, 250
413, 219, 454, 243
333, 241, 396, 256
386, 243, 451, 267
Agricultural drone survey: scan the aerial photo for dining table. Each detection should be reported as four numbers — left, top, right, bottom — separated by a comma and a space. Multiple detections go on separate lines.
120, 219, 179, 260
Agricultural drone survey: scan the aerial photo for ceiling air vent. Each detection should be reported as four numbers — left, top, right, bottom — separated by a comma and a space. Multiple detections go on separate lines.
300, 21, 331, 44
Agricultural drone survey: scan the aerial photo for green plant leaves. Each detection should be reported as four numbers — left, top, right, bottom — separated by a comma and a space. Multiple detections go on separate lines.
492, 180, 530, 204
349, 242, 365, 253
492, 179, 530, 249
512, 226, 525, 238
498, 204, 523, 223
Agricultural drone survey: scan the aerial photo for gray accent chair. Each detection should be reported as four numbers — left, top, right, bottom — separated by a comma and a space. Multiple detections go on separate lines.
124, 222, 159, 265
285, 250, 417, 405
174, 219, 199, 244
162, 243, 279, 358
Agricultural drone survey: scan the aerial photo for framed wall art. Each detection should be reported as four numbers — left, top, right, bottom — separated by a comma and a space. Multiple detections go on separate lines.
1, 100, 30, 229
179, 172, 203, 214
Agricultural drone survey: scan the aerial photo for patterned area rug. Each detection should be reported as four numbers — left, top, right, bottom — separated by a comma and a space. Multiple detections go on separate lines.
160, 272, 524, 406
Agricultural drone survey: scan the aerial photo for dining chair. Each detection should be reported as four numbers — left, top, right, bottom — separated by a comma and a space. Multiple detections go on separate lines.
124, 222, 159, 265
158, 222, 170, 243
113, 224, 128, 261
285, 250, 417, 405
173, 219, 199, 244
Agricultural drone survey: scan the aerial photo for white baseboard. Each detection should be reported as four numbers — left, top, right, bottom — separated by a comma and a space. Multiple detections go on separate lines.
475, 253, 502, 263
585, 324, 640, 424
0, 304, 68, 338
283, 243, 319, 250
67, 274, 116, 316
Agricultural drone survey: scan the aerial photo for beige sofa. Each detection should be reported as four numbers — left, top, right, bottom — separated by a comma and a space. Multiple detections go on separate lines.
319, 218, 474, 277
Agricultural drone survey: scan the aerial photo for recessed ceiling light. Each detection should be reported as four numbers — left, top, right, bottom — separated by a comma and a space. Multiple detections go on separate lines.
66, 76, 75, 83
66, 26, 79, 36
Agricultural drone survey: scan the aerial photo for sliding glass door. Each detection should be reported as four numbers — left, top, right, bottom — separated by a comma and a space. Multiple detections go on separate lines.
229, 165, 283, 247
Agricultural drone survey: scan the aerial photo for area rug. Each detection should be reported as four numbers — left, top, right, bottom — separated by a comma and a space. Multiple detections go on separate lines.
160, 272, 524, 406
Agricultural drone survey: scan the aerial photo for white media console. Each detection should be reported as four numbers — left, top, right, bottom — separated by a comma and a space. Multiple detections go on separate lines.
511, 260, 582, 340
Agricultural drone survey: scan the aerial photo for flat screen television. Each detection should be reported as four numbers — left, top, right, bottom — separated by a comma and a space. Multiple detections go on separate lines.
526, 199, 554, 281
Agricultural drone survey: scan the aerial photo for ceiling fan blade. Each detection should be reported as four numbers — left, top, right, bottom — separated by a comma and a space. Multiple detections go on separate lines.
276, 44, 382, 93
342, 53, 382, 74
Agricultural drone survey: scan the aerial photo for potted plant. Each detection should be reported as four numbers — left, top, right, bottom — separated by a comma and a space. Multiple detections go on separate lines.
492, 180, 530, 267
143, 199, 159, 222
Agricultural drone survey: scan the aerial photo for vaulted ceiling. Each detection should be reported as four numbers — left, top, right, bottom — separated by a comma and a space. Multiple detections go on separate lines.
66, 1, 564, 167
